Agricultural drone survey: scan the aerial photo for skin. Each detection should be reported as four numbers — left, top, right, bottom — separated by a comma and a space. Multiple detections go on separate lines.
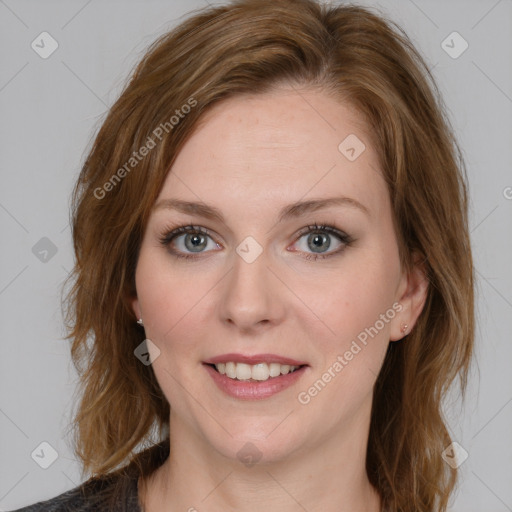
131, 86, 428, 512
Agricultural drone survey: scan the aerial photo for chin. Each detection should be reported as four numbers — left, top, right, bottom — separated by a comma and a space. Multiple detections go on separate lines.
207, 423, 307, 466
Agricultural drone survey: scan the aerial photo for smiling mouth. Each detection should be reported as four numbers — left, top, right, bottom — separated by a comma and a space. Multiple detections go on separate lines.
206, 362, 305, 382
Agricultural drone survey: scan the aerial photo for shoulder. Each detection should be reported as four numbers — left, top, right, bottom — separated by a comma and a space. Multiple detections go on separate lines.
9, 439, 170, 512
8, 483, 93, 512
8, 473, 141, 512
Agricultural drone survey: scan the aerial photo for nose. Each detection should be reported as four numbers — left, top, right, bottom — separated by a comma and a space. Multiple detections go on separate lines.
218, 245, 285, 333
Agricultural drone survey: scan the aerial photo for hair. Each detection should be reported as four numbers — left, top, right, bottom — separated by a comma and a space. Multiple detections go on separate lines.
62, 0, 475, 510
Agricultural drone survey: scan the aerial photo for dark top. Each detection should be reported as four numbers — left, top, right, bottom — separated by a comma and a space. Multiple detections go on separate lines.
9, 439, 172, 512
9, 473, 142, 512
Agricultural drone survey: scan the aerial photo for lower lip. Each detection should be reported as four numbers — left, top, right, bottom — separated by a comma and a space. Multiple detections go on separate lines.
203, 364, 307, 400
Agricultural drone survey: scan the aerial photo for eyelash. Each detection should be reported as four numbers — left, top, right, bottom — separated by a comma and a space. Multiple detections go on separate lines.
158, 222, 354, 261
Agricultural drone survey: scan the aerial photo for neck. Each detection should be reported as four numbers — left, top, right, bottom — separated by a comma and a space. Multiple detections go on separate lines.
139, 404, 381, 512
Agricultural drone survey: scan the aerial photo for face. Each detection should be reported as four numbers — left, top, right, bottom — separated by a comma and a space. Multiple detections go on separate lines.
132, 87, 425, 464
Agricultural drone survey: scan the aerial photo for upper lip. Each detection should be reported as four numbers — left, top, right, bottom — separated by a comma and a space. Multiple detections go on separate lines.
203, 353, 308, 366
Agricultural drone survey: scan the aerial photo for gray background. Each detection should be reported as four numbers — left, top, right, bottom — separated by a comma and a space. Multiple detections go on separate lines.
1, 0, 511, 510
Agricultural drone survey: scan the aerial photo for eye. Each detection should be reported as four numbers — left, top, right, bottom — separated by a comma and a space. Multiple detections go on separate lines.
158, 225, 221, 260
158, 222, 353, 261
290, 223, 353, 261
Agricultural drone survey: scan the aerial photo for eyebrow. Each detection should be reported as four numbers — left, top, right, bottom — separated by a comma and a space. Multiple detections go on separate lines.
153, 196, 370, 222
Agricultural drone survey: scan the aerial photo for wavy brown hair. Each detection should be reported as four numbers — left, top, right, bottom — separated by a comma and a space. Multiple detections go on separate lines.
62, 0, 475, 510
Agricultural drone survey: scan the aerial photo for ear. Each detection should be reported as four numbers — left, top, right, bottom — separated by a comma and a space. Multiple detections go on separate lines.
390, 253, 429, 341
131, 295, 142, 322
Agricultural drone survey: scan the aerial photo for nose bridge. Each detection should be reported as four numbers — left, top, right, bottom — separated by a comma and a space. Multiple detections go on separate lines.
220, 237, 283, 329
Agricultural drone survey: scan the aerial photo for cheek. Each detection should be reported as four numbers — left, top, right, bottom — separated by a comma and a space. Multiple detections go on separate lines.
134, 251, 213, 406
298, 249, 399, 375
134, 249, 211, 346
295, 261, 395, 420
310, 255, 398, 332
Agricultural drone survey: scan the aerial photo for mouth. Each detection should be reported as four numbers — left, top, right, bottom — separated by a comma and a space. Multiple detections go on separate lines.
202, 353, 309, 400
205, 361, 305, 382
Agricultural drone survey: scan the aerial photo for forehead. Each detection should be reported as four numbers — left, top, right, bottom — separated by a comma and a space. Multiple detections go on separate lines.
155, 87, 388, 222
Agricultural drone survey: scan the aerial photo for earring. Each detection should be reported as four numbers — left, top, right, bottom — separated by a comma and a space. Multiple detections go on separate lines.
400, 322, 408, 335
137, 318, 144, 326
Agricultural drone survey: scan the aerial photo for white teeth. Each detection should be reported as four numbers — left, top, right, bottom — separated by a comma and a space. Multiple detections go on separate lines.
213, 362, 301, 381
236, 363, 252, 380
225, 362, 236, 379
269, 363, 281, 377
252, 363, 269, 381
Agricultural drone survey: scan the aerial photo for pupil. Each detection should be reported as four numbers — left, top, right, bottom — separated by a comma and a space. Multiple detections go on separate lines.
309, 233, 330, 253
186, 233, 206, 252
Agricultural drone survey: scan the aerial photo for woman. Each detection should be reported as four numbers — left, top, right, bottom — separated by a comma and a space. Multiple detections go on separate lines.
12, 0, 474, 510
